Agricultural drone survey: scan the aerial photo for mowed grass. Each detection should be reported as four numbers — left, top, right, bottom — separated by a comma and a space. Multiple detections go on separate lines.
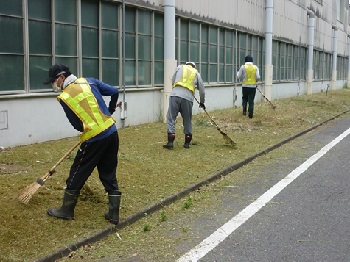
1, 89, 350, 261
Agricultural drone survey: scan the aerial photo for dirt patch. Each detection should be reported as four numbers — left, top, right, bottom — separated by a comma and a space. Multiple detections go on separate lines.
0, 164, 27, 175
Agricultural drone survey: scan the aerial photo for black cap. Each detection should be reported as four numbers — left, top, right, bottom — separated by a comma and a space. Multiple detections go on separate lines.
245, 55, 253, 63
43, 64, 68, 85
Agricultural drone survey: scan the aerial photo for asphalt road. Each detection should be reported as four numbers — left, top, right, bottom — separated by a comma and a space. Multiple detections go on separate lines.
177, 118, 350, 262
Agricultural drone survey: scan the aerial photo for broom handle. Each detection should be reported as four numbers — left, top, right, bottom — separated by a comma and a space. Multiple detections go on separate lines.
41, 141, 81, 181
194, 97, 222, 131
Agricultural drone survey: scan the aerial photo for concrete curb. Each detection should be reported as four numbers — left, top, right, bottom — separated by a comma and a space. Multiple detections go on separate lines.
36, 111, 349, 262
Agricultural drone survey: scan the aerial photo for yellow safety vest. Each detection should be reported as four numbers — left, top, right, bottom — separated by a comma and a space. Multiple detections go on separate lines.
173, 65, 198, 93
243, 64, 257, 85
57, 78, 115, 142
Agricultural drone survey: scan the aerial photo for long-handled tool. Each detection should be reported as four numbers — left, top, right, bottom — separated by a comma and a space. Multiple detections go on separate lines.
18, 141, 81, 204
194, 97, 236, 145
257, 86, 276, 109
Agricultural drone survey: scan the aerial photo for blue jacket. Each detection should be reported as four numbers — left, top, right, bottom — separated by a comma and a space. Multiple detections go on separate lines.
60, 77, 119, 143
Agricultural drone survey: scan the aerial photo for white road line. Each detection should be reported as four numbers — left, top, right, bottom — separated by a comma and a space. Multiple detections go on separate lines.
177, 127, 350, 262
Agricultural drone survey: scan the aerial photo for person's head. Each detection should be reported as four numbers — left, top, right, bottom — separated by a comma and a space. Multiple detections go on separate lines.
43, 64, 71, 92
185, 61, 196, 68
245, 55, 253, 63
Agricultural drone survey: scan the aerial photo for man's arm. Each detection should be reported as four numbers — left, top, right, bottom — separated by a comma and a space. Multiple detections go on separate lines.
60, 101, 83, 132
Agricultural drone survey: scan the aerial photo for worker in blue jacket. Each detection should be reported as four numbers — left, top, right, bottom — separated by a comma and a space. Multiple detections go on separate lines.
43, 64, 122, 225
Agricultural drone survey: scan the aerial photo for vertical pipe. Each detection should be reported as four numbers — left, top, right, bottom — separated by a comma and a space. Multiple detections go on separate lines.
347, 35, 350, 87
264, 0, 273, 100
120, 0, 127, 126
331, 26, 338, 90
163, 0, 177, 123
307, 10, 315, 95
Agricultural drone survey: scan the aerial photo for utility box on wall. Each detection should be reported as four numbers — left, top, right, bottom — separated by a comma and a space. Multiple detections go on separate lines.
0, 111, 8, 130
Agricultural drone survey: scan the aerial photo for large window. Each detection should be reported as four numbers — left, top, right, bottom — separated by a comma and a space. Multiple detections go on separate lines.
154, 13, 164, 85
0, 0, 24, 93
200, 24, 209, 82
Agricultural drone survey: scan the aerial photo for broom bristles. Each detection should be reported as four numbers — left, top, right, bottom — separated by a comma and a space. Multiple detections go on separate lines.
18, 178, 44, 204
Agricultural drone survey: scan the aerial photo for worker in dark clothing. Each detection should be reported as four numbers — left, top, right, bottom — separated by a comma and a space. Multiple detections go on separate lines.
163, 62, 205, 149
237, 55, 260, 118
43, 64, 122, 225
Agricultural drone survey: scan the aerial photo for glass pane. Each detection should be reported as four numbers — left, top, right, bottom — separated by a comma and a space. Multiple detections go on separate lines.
219, 46, 224, 63
0, 16, 23, 53
226, 31, 233, 46
55, 24, 77, 56
138, 10, 151, 34
225, 65, 232, 82
102, 2, 118, 29
102, 30, 118, 58
201, 43, 208, 61
125, 60, 136, 85
190, 22, 199, 41
55, 0, 77, 24
0, 0, 22, 16
29, 56, 52, 90
125, 8, 136, 33
226, 48, 232, 64
28, 0, 51, 21
209, 64, 217, 82
138, 61, 151, 85
190, 42, 199, 62
201, 25, 208, 43
125, 34, 136, 59
55, 58, 77, 74
210, 46, 217, 62
154, 37, 164, 60
29, 21, 51, 54
180, 41, 188, 62
138, 35, 151, 60
0, 55, 24, 91
200, 63, 208, 82
154, 14, 164, 37
102, 59, 118, 86
82, 58, 99, 78
219, 64, 224, 82
82, 28, 98, 57
181, 20, 189, 40
154, 61, 164, 84
81, 0, 98, 27
209, 27, 217, 44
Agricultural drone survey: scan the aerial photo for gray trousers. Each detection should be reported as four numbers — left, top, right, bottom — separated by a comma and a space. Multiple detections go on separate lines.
166, 96, 193, 135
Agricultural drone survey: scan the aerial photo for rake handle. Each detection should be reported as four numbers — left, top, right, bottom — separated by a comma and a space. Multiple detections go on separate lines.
257, 86, 276, 109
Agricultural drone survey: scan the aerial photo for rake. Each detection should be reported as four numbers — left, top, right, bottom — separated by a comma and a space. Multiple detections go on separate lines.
18, 141, 81, 204
194, 97, 236, 146
257, 86, 276, 109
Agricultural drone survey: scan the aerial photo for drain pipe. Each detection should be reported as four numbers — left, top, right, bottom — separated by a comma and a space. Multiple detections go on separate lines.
264, 0, 273, 101
163, 0, 177, 123
331, 25, 338, 90
120, 0, 127, 127
306, 9, 315, 95
347, 35, 350, 87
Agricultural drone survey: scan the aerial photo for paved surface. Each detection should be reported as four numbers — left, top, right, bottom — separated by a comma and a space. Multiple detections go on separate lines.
176, 118, 350, 262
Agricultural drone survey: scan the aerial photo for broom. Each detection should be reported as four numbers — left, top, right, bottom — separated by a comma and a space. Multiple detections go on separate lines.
18, 141, 81, 204
194, 97, 236, 145
257, 86, 276, 109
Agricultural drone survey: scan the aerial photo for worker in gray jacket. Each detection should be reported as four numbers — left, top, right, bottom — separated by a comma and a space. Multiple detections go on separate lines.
237, 55, 260, 118
163, 62, 205, 149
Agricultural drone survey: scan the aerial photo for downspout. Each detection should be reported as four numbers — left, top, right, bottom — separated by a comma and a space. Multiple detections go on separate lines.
120, 0, 127, 127
163, 0, 177, 123
347, 35, 350, 87
264, 0, 273, 101
307, 9, 315, 95
331, 25, 338, 90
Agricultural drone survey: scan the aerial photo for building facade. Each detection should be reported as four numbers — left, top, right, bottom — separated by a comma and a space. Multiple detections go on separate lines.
0, 0, 349, 147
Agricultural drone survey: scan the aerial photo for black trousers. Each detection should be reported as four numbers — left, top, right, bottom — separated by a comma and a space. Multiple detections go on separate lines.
242, 86, 257, 114
66, 131, 119, 194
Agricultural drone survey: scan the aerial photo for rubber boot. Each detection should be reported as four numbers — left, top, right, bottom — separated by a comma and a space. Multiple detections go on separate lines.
47, 189, 79, 220
184, 134, 192, 148
248, 112, 253, 119
242, 106, 247, 115
163, 133, 175, 149
104, 191, 122, 225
